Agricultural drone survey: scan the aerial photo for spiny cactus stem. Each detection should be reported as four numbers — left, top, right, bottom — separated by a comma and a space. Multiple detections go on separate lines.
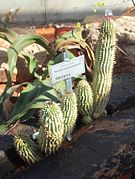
38, 101, 64, 156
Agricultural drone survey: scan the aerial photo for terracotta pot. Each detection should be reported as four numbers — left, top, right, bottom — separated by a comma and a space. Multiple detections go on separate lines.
55, 26, 74, 38
36, 26, 56, 43
36, 26, 75, 43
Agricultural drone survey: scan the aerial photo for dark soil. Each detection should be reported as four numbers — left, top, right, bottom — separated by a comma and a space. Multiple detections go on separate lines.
9, 107, 135, 179
0, 74, 135, 179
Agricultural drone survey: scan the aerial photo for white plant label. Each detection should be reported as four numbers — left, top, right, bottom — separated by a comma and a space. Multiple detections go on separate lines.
50, 55, 85, 84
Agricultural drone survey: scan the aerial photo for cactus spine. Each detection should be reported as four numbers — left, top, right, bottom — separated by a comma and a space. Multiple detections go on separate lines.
14, 135, 42, 164
60, 91, 77, 137
76, 18, 116, 122
92, 18, 116, 119
38, 101, 64, 156
77, 80, 93, 124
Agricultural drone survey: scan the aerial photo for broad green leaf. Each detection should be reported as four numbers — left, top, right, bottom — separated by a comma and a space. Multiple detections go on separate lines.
49, 53, 64, 66
5, 82, 30, 99
0, 82, 30, 104
0, 26, 18, 43
54, 28, 83, 47
8, 34, 57, 75
22, 52, 38, 74
49, 51, 75, 66
0, 123, 10, 134
0, 79, 58, 132
0, 82, 30, 122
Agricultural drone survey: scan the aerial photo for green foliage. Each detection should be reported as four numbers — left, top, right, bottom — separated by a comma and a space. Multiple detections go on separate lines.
0, 46, 74, 134
0, 28, 67, 133
54, 28, 84, 48
0, 82, 30, 132
0, 79, 58, 133
0, 26, 18, 43
0, 26, 57, 86
54, 25, 95, 81
7, 34, 56, 83
0, 27, 56, 125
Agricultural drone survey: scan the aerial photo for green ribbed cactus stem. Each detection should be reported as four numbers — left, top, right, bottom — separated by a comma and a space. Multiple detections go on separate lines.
38, 101, 64, 156
77, 79, 93, 124
14, 135, 42, 164
60, 91, 77, 137
92, 18, 116, 119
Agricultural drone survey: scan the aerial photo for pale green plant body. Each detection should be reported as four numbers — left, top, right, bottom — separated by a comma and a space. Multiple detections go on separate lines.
60, 91, 78, 137
92, 18, 116, 119
77, 18, 116, 122
77, 80, 93, 124
14, 135, 42, 164
38, 101, 64, 156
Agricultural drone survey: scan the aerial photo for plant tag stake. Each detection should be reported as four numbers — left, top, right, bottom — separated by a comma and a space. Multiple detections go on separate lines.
105, 8, 113, 16
50, 54, 85, 85
63, 51, 72, 91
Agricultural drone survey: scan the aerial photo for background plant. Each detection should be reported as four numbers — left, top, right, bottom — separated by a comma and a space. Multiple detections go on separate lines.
0, 27, 78, 133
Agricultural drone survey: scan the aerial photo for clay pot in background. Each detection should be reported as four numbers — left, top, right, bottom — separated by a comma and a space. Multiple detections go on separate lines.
36, 26, 56, 43
36, 25, 75, 43
55, 26, 74, 38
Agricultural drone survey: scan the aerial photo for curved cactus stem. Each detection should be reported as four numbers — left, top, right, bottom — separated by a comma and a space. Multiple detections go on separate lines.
38, 101, 64, 156
92, 19, 116, 119
60, 91, 77, 137
14, 135, 42, 164
77, 79, 93, 124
